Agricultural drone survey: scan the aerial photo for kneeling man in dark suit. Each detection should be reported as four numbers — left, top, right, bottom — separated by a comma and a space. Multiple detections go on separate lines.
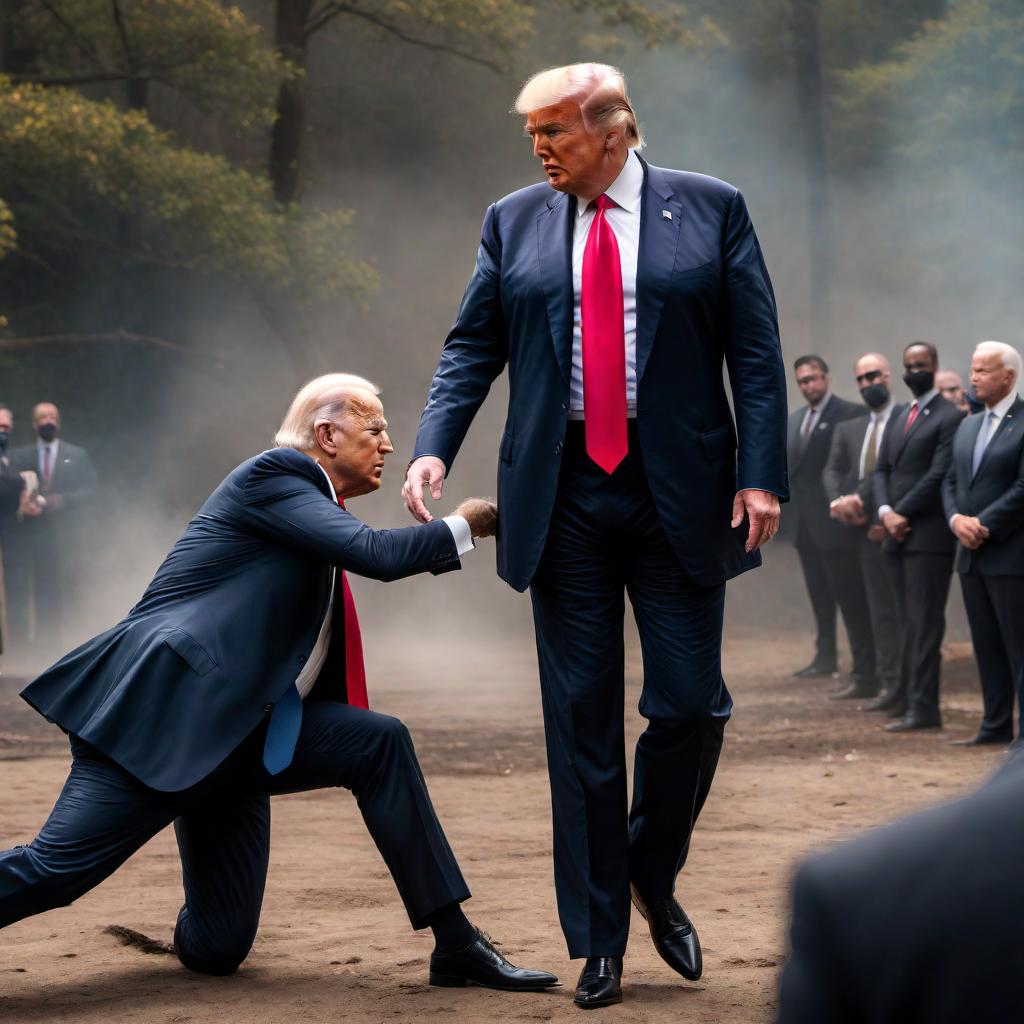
0, 373, 558, 993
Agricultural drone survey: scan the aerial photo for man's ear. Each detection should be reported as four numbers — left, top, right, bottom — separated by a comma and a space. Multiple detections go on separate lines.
314, 421, 338, 456
605, 131, 621, 151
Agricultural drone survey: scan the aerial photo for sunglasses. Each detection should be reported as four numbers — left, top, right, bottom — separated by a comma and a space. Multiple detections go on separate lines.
855, 370, 884, 384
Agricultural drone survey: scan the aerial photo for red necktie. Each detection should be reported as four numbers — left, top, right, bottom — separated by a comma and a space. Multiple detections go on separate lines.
904, 402, 919, 435
338, 499, 369, 710
581, 194, 628, 474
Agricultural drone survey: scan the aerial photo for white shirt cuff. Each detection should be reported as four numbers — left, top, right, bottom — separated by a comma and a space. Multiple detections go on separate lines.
441, 515, 475, 556
878, 504, 894, 518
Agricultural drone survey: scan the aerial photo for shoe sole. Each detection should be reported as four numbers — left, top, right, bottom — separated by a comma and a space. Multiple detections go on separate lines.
630, 887, 702, 981
574, 994, 623, 1009
429, 972, 559, 992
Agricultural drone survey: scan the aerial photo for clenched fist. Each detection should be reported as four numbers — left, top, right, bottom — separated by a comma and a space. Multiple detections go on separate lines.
454, 498, 498, 539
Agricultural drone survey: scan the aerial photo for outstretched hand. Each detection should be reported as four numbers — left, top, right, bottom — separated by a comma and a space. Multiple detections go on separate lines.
402, 456, 446, 523
731, 488, 781, 553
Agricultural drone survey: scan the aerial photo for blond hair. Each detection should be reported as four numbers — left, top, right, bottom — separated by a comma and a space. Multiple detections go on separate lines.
514, 63, 644, 149
275, 373, 380, 450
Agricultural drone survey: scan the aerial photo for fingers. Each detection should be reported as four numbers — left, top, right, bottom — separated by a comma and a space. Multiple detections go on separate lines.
731, 492, 745, 529
429, 465, 444, 502
402, 472, 433, 524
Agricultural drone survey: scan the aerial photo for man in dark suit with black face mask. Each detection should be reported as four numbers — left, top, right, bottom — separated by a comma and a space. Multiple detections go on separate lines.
824, 354, 904, 704
943, 341, 1024, 746
787, 356, 866, 681
873, 342, 964, 731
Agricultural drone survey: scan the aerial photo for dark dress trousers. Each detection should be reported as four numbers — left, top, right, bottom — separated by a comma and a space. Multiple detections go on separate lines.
6, 440, 97, 653
873, 395, 963, 722
787, 395, 866, 672
778, 746, 1024, 1024
0, 448, 469, 971
942, 397, 1024, 740
822, 410, 906, 695
412, 159, 788, 957
0, 453, 25, 655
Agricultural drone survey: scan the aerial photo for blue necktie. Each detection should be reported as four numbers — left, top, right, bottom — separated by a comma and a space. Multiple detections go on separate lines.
263, 683, 302, 775
971, 411, 997, 477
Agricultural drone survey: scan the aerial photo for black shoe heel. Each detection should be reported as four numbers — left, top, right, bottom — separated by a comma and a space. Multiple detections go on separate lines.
429, 971, 468, 987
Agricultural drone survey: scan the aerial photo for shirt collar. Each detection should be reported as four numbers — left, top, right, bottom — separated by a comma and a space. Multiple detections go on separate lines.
316, 462, 338, 502
37, 437, 58, 452
988, 390, 1018, 420
912, 388, 939, 409
576, 150, 643, 218
808, 391, 832, 413
871, 400, 895, 422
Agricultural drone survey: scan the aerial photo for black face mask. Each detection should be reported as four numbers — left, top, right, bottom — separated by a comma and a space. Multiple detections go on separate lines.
37, 423, 58, 443
0, 430, 8, 450
903, 369, 934, 398
861, 383, 890, 410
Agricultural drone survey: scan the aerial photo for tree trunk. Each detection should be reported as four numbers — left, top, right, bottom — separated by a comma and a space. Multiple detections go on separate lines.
790, 0, 831, 349
269, 0, 315, 204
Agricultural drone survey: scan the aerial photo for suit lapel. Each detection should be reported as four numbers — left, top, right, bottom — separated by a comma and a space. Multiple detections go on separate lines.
536, 191, 575, 388
635, 159, 682, 383
973, 397, 1023, 482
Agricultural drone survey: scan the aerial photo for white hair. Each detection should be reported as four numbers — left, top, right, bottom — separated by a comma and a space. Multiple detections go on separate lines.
275, 372, 380, 450
974, 340, 1022, 380
514, 63, 644, 149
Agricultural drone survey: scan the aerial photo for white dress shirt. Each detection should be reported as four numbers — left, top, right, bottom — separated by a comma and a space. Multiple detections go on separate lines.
858, 400, 895, 479
975, 389, 1018, 460
569, 149, 643, 417
293, 464, 474, 699
799, 392, 832, 442
37, 438, 60, 482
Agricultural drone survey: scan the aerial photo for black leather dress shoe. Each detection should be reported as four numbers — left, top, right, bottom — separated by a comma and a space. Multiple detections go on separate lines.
829, 682, 878, 700
429, 932, 560, 991
793, 662, 838, 679
885, 713, 942, 733
952, 733, 1011, 747
574, 956, 622, 1008
630, 885, 701, 980
864, 691, 906, 715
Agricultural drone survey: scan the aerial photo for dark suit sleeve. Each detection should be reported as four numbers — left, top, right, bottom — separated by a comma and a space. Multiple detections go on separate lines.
777, 862, 856, 1024
977, 442, 1024, 540
941, 429, 963, 525
240, 462, 460, 582
412, 203, 510, 471
822, 427, 849, 501
0, 469, 24, 514
893, 412, 961, 520
721, 190, 789, 500
872, 416, 898, 512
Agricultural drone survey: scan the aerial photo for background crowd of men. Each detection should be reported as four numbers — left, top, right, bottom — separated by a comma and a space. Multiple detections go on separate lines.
0, 401, 97, 664
786, 339, 1024, 746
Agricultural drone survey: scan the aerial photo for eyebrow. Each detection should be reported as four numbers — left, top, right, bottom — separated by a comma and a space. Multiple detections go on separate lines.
525, 121, 570, 135
366, 417, 388, 430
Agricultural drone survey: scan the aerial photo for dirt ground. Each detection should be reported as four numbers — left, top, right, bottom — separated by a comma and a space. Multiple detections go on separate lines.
0, 631, 1004, 1024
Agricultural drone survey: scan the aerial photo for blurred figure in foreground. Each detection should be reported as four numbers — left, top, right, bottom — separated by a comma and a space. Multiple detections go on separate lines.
778, 746, 1024, 1024
0, 374, 558, 994
6, 401, 97, 659
943, 341, 1024, 746
788, 356, 865, 679
0, 403, 29, 653
936, 368, 970, 413
873, 342, 963, 731
824, 354, 904, 703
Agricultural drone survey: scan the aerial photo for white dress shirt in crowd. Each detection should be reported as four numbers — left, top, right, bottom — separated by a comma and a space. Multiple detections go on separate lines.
293, 464, 474, 699
799, 392, 833, 443
37, 438, 60, 484
569, 149, 643, 418
858, 400, 895, 479
975, 389, 1018, 462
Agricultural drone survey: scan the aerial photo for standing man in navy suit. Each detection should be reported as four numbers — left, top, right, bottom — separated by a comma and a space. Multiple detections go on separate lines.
873, 342, 964, 732
943, 341, 1024, 746
402, 63, 788, 1008
0, 373, 558, 994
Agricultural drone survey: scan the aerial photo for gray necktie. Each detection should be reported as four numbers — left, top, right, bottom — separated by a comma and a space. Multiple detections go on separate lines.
971, 411, 997, 476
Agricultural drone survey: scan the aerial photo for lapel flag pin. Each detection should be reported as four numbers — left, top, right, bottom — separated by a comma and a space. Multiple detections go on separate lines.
662, 210, 672, 220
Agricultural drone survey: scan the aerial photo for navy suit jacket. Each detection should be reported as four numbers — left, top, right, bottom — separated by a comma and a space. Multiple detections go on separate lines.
9, 440, 97, 510
942, 397, 1024, 575
873, 395, 963, 555
413, 158, 788, 591
787, 395, 866, 550
21, 447, 460, 791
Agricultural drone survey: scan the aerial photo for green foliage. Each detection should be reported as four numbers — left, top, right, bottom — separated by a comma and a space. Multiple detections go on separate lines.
13, 0, 290, 127
837, 0, 1024, 185
0, 78, 375, 304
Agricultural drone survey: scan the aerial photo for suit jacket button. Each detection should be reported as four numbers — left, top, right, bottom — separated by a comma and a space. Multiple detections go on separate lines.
263, 703, 273, 713
554, 442, 563, 455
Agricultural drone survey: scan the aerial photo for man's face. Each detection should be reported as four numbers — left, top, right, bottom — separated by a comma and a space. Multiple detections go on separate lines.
0, 410, 12, 435
970, 351, 1015, 406
935, 370, 966, 407
525, 100, 609, 197
33, 403, 60, 434
903, 345, 936, 376
795, 363, 829, 407
854, 355, 891, 395
329, 391, 394, 499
